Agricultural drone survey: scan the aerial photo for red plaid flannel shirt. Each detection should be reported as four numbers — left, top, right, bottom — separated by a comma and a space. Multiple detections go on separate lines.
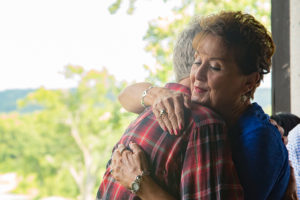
97, 83, 243, 200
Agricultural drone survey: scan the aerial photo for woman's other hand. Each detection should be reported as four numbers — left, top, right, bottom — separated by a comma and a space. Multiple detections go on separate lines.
270, 119, 288, 145
151, 88, 191, 135
111, 143, 149, 189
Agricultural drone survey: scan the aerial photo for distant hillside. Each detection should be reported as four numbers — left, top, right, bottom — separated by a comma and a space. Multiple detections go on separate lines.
0, 87, 272, 114
0, 89, 39, 113
252, 87, 271, 110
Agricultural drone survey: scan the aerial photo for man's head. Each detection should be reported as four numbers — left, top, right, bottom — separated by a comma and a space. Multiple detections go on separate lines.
173, 19, 202, 82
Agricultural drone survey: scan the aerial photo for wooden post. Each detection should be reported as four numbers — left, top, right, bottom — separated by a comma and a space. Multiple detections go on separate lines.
290, 0, 300, 117
271, 0, 291, 114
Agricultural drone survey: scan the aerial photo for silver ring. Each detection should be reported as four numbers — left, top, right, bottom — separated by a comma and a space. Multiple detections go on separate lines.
159, 109, 167, 117
120, 147, 127, 155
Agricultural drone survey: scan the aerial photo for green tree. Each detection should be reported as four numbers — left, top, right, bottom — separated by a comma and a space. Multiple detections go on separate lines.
0, 1, 272, 199
0, 66, 134, 200
109, 0, 271, 84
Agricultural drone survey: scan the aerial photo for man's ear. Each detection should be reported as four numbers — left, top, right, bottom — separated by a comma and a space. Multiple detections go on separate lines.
243, 72, 260, 94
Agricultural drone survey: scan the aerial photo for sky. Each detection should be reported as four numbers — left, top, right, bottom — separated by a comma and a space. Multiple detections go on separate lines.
0, 0, 271, 92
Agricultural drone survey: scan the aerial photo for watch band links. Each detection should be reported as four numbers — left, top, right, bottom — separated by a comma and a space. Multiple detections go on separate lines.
130, 170, 150, 194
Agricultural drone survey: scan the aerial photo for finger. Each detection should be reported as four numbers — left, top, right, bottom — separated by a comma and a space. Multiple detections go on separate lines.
164, 97, 179, 135
121, 149, 133, 165
124, 147, 136, 167
112, 148, 121, 163
111, 151, 122, 175
154, 99, 175, 134
117, 144, 126, 154
117, 143, 126, 150
161, 113, 175, 135
152, 104, 167, 132
183, 94, 192, 109
129, 142, 143, 154
173, 94, 185, 131
130, 142, 148, 171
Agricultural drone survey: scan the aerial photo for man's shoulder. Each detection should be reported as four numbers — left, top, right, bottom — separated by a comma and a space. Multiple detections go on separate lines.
288, 124, 300, 140
165, 82, 191, 95
190, 104, 225, 126
287, 124, 300, 147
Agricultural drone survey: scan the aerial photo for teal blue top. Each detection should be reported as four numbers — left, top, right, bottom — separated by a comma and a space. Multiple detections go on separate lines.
231, 103, 290, 200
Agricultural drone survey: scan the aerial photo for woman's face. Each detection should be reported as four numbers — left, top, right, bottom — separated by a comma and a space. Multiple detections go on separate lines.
190, 34, 249, 113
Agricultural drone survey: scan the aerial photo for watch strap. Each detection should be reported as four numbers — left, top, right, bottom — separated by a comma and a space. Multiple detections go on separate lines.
130, 171, 150, 194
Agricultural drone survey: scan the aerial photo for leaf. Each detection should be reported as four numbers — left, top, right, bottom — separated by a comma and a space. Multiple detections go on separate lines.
108, 0, 122, 14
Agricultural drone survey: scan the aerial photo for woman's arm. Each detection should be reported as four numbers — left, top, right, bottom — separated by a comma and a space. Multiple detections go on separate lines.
111, 143, 176, 200
118, 82, 191, 134
118, 82, 153, 114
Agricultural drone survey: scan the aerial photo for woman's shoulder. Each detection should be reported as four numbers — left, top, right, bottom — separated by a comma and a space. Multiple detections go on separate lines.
237, 103, 286, 148
238, 103, 273, 133
235, 103, 289, 168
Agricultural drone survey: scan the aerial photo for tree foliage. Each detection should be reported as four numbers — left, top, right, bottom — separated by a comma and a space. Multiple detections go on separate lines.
0, 1, 271, 199
110, 0, 270, 85
0, 66, 135, 200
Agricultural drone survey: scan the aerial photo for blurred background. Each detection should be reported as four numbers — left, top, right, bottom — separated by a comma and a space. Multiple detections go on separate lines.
0, 0, 272, 199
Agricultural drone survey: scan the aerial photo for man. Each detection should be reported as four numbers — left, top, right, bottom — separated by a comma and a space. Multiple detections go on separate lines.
287, 124, 300, 197
96, 21, 243, 200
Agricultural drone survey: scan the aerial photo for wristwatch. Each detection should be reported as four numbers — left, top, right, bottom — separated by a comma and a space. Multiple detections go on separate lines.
130, 171, 150, 194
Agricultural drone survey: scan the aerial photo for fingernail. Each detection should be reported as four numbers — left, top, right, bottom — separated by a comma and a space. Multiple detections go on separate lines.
170, 129, 174, 135
179, 124, 182, 130
175, 129, 178, 135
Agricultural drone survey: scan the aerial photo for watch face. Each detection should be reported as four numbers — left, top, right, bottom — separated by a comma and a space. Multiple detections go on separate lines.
132, 182, 140, 192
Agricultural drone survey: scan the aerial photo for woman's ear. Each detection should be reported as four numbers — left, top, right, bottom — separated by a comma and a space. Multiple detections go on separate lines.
243, 72, 260, 94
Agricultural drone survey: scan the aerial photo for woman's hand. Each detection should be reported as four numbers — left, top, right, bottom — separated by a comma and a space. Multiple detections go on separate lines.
151, 88, 191, 135
118, 82, 191, 135
111, 142, 176, 200
111, 142, 149, 189
269, 119, 288, 145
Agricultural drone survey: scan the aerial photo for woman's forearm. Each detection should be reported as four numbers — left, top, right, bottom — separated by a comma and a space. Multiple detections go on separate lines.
118, 82, 163, 114
137, 176, 176, 200
118, 82, 152, 114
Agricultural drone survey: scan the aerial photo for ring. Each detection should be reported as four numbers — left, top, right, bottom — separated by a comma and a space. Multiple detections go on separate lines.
159, 109, 167, 117
120, 147, 127, 155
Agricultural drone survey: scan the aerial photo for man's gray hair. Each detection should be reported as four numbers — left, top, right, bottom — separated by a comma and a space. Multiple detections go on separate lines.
173, 19, 202, 82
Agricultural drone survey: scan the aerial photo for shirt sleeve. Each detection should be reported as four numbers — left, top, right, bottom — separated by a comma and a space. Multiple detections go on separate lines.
234, 126, 290, 200
180, 122, 244, 200
287, 125, 300, 197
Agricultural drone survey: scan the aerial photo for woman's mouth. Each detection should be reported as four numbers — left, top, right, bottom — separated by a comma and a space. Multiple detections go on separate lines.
194, 86, 207, 93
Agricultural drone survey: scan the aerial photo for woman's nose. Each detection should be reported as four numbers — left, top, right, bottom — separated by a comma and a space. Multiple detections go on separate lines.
195, 63, 207, 81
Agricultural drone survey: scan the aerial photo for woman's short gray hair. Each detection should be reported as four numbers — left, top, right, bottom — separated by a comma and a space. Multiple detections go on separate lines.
173, 19, 202, 82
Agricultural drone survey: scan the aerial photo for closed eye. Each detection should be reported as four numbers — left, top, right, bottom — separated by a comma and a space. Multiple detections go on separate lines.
193, 61, 202, 66
209, 66, 221, 71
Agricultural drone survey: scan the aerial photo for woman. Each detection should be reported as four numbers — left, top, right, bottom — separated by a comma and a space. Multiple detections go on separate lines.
111, 11, 291, 199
